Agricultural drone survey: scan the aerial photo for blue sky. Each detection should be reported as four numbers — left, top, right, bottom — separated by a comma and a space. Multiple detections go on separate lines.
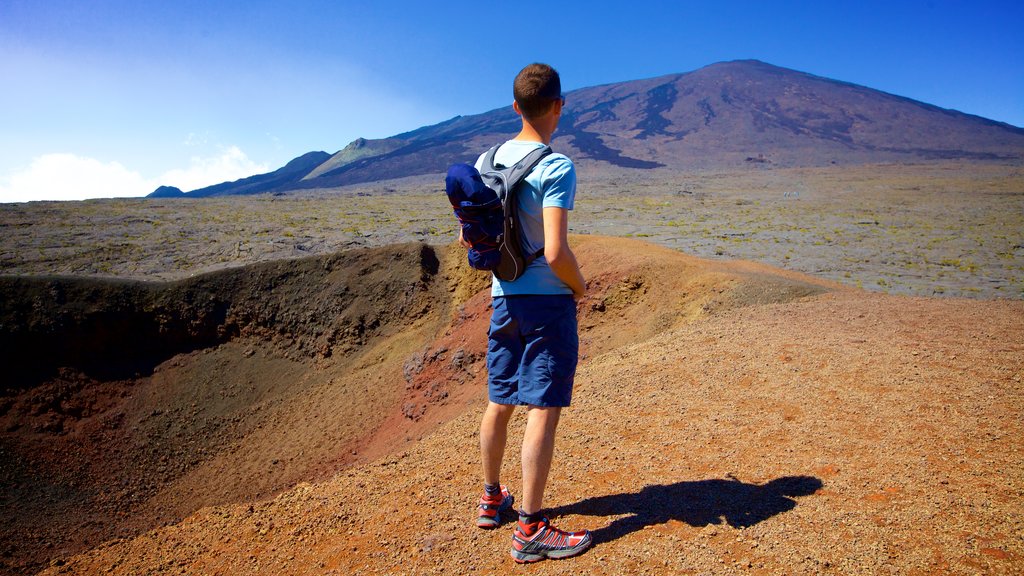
1, 0, 1021, 202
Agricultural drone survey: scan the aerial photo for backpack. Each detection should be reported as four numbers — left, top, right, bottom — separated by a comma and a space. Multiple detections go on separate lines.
445, 144, 552, 281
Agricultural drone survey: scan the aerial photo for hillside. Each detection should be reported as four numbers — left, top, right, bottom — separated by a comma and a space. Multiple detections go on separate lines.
2, 237, 1022, 575
156, 60, 1024, 197
173, 152, 332, 198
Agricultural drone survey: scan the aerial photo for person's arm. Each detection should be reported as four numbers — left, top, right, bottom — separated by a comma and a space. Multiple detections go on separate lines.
542, 206, 585, 300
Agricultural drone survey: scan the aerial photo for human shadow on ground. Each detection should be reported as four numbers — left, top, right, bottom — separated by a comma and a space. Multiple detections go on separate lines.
547, 475, 823, 545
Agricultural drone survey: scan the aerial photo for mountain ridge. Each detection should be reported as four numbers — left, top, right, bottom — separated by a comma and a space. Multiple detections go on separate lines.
151, 59, 1024, 198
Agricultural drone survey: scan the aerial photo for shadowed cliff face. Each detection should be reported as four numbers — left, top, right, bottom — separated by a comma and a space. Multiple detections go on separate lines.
173, 60, 1024, 196
0, 243, 441, 389
0, 242, 451, 576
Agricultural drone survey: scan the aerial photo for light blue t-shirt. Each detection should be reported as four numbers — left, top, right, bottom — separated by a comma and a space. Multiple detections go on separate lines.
475, 140, 577, 297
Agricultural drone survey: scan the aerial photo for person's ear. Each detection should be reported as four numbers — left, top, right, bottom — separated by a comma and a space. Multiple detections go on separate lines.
513, 100, 523, 117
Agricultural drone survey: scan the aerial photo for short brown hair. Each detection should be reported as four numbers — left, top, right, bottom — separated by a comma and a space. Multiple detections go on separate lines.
514, 63, 562, 119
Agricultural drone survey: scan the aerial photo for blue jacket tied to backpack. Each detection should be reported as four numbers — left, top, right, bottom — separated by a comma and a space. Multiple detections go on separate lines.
445, 163, 503, 270
447, 144, 553, 280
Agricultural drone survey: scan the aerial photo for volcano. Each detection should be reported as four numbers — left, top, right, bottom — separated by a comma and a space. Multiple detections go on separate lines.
157, 60, 1024, 197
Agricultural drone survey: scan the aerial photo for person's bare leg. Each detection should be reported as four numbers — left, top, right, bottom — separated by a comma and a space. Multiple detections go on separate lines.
520, 405, 561, 514
480, 402, 516, 485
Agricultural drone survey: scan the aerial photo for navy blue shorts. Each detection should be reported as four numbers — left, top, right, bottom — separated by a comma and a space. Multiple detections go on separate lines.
487, 295, 579, 407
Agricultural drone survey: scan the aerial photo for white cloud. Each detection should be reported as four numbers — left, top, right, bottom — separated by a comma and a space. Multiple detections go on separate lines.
0, 147, 269, 203
0, 154, 151, 203
158, 146, 268, 192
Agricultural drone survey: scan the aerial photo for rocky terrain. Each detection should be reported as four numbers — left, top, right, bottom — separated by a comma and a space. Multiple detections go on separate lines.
1, 133, 1022, 574
4, 163, 1021, 299
0, 232, 1021, 575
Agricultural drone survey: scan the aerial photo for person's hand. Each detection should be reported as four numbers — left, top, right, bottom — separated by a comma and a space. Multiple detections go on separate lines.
458, 228, 470, 249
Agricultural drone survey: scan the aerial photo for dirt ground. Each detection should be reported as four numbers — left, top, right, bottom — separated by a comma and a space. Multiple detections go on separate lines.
1, 162, 1022, 575
0, 234, 1020, 575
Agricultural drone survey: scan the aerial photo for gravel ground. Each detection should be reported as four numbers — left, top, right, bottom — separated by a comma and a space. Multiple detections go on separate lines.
2, 163, 1021, 299
31, 237, 1024, 576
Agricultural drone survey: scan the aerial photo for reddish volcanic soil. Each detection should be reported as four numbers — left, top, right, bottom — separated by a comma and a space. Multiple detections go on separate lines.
1, 236, 1021, 575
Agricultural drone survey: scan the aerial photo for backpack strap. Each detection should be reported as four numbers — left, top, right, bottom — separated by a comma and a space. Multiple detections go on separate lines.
484, 144, 552, 183
510, 146, 551, 263
484, 144, 552, 268
482, 144, 502, 172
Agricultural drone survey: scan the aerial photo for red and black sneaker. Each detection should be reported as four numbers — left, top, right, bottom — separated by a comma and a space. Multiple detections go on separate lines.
510, 517, 592, 563
476, 485, 514, 528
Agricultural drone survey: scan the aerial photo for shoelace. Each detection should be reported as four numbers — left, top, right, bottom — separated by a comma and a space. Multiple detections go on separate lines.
520, 521, 572, 547
535, 526, 569, 547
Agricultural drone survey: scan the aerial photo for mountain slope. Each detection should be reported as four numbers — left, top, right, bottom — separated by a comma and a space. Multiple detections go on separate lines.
558, 59, 1024, 168
152, 60, 1024, 197
301, 138, 406, 181
150, 151, 331, 198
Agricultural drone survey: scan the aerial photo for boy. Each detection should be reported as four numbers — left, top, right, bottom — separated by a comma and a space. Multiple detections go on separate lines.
463, 63, 591, 563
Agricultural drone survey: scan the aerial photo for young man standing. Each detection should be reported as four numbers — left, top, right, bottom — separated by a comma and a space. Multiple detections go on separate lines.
464, 63, 591, 563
